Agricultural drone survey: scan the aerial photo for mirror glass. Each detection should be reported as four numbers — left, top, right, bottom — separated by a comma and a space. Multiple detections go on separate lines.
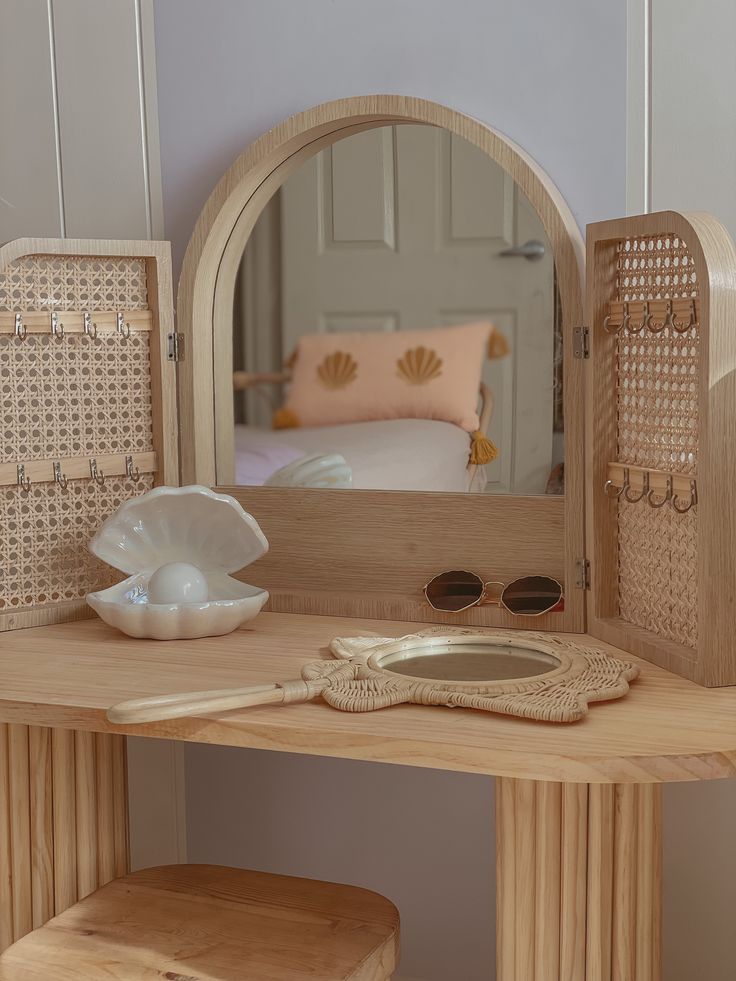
225, 124, 563, 495
374, 639, 560, 682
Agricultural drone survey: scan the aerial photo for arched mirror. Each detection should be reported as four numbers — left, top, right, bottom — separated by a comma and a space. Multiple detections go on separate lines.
177, 96, 585, 631
229, 124, 561, 495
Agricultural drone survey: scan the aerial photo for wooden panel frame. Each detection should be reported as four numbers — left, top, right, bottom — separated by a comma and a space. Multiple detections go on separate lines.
177, 94, 586, 631
0, 238, 178, 632
586, 211, 736, 686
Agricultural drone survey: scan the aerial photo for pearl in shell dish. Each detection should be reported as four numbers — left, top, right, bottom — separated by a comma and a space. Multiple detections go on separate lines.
86, 485, 269, 640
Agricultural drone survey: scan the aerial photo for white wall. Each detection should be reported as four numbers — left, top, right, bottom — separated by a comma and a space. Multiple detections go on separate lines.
153, 2, 626, 979
0, 0, 163, 241
153, 0, 626, 277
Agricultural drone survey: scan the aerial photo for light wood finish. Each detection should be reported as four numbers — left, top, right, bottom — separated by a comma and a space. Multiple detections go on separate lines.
0, 727, 13, 951
229, 486, 568, 630
0, 452, 156, 489
7, 726, 31, 942
605, 462, 696, 499
51, 729, 77, 913
73, 731, 98, 899
177, 95, 586, 632
0, 310, 152, 334
0, 724, 129, 955
0, 864, 400, 981
4, 614, 736, 784
27, 729, 52, 929
496, 777, 661, 980
586, 212, 736, 685
603, 296, 699, 331
559, 783, 587, 979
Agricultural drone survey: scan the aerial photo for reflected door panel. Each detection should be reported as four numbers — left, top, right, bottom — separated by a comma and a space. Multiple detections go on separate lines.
278, 126, 554, 493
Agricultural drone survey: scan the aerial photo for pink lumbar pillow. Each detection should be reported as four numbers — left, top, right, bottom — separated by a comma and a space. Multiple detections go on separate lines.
278, 321, 495, 433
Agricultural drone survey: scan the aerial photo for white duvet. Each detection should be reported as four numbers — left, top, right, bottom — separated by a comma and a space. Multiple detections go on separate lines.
234, 418, 480, 492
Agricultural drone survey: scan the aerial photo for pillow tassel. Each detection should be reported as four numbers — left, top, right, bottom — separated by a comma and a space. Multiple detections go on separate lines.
470, 430, 499, 465
273, 407, 300, 430
487, 331, 510, 359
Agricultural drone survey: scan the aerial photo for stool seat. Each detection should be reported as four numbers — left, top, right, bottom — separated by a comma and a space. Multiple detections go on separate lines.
0, 864, 400, 980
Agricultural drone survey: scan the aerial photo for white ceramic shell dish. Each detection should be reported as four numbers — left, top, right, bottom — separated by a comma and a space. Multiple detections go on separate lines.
86, 485, 269, 640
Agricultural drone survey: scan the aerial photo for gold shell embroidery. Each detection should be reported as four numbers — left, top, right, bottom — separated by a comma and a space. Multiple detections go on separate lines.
317, 351, 358, 389
396, 346, 443, 384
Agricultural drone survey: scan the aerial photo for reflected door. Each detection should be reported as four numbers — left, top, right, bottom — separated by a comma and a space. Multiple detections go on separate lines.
279, 125, 555, 494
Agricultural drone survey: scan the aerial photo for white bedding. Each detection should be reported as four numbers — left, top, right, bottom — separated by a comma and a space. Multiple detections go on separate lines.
234, 418, 479, 492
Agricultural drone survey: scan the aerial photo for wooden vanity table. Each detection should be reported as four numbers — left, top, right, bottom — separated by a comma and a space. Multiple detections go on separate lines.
2, 612, 736, 980
3, 96, 736, 980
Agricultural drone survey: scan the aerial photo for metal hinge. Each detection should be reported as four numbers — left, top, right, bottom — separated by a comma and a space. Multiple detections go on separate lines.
167, 332, 184, 362
573, 325, 590, 359
575, 557, 591, 590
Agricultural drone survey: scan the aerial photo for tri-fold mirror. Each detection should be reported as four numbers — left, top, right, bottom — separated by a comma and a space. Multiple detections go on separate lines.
225, 124, 561, 496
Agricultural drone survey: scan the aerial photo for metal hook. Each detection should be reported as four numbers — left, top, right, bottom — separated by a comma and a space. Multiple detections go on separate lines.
16, 464, 31, 493
672, 479, 698, 514
125, 455, 140, 482
603, 312, 622, 335
604, 467, 628, 499
628, 301, 648, 334
663, 299, 676, 332
83, 311, 98, 339
14, 312, 27, 340
116, 312, 131, 340
53, 461, 68, 491
648, 300, 669, 334
647, 475, 673, 508
624, 470, 650, 503
50, 310, 64, 341
672, 298, 697, 334
89, 458, 105, 486
621, 301, 631, 333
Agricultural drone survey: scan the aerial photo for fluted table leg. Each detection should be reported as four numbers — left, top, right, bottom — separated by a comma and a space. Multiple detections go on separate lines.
496, 777, 661, 981
0, 724, 129, 951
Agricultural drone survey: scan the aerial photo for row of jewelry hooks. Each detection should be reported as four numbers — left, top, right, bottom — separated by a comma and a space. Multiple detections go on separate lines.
603, 298, 697, 336
604, 468, 697, 513
16, 455, 141, 494
12, 311, 132, 341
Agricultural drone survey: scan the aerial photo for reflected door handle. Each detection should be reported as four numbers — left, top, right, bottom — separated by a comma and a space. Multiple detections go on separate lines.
498, 239, 546, 261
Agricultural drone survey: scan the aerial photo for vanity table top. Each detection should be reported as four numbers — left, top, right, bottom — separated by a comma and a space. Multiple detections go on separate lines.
1, 612, 736, 784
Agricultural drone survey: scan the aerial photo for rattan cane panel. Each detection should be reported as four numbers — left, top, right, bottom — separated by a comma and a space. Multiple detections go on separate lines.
614, 235, 699, 649
616, 235, 699, 302
0, 255, 148, 311
618, 502, 697, 649
0, 475, 155, 611
1, 334, 154, 463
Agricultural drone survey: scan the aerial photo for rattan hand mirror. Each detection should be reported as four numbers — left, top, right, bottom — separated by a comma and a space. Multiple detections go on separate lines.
107, 628, 638, 725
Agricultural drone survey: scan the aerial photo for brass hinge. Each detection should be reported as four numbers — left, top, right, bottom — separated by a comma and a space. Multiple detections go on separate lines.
575, 558, 591, 590
167, 332, 184, 362
573, 325, 590, 359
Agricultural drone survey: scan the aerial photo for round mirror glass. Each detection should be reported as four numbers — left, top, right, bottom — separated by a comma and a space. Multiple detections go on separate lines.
374, 639, 560, 682
223, 123, 563, 496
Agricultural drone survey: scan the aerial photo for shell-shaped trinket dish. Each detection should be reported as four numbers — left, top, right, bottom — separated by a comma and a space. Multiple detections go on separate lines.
86, 485, 269, 640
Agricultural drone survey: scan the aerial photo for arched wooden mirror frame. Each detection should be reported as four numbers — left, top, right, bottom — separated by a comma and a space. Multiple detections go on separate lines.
177, 95, 587, 631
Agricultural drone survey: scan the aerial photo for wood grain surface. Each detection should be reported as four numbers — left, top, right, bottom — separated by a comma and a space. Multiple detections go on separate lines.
0, 864, 400, 981
1, 614, 736, 784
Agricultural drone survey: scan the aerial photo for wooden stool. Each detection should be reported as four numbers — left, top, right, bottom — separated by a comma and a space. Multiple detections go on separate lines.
0, 864, 400, 980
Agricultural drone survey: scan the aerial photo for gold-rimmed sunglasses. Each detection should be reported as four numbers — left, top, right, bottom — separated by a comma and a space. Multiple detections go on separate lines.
424, 570, 564, 616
